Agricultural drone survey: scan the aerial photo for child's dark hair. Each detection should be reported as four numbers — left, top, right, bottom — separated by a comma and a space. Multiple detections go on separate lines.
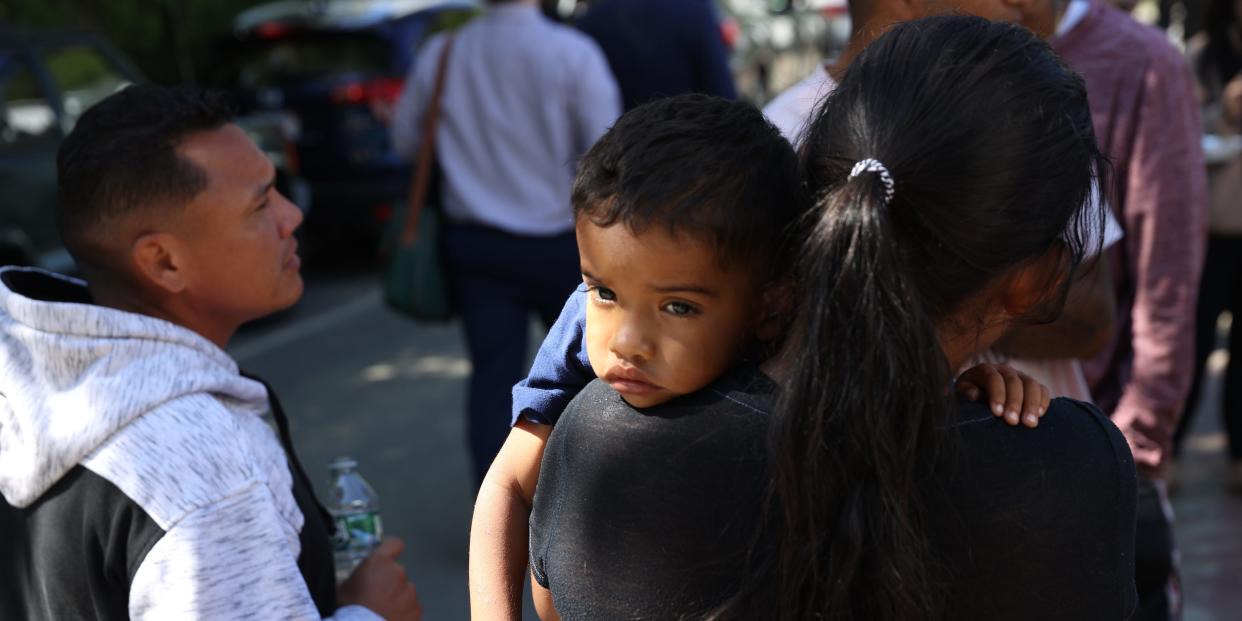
724, 16, 1108, 621
56, 84, 234, 267
572, 94, 807, 283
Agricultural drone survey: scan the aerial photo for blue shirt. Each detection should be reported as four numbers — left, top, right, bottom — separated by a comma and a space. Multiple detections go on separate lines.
511, 289, 593, 426
576, 0, 736, 111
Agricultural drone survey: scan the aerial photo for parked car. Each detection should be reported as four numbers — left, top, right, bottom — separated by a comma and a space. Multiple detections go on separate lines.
215, 0, 479, 250
0, 28, 140, 272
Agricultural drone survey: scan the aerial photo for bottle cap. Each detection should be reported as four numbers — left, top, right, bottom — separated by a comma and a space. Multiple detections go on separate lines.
329, 456, 358, 471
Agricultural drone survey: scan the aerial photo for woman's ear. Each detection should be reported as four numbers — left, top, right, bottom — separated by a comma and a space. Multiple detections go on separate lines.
999, 248, 1070, 318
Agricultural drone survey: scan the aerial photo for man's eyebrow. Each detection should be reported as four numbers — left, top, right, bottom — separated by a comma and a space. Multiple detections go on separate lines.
651, 283, 719, 298
580, 269, 601, 281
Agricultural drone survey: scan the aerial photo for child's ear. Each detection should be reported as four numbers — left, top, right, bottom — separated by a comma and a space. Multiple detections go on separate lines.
755, 282, 794, 343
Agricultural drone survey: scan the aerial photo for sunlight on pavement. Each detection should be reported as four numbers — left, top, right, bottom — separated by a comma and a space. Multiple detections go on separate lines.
360, 356, 473, 383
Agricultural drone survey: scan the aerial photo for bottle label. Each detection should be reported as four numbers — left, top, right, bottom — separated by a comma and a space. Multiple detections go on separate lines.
332, 511, 383, 551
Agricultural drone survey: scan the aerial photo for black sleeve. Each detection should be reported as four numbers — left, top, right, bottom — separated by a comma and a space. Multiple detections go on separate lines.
926, 398, 1139, 621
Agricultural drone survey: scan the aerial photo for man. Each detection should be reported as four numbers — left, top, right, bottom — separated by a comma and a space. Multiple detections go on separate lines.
575, 0, 736, 111
0, 85, 421, 620
1027, 1, 1208, 618
390, 0, 621, 484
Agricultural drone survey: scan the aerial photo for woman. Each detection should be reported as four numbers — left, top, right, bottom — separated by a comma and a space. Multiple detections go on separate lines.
747, 15, 1136, 620
532, 15, 1138, 621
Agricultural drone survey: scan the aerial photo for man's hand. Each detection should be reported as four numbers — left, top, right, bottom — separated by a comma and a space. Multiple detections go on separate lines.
956, 363, 1050, 428
339, 538, 423, 621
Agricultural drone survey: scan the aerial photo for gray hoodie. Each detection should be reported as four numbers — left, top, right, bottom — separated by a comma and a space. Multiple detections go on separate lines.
0, 267, 377, 620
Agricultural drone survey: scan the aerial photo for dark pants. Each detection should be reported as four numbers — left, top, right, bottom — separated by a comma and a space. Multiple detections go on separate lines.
1132, 476, 1181, 621
1175, 235, 1242, 461
443, 224, 580, 485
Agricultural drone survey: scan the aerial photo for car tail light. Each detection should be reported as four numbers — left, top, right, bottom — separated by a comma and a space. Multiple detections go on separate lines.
255, 22, 291, 39
720, 17, 741, 50
331, 78, 405, 106
373, 202, 394, 223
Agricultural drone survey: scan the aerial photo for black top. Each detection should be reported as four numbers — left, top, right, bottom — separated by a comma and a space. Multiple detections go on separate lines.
530, 367, 775, 619
530, 371, 1138, 620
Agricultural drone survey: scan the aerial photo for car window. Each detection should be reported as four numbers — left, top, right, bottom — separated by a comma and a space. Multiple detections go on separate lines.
233, 34, 390, 86
0, 54, 56, 146
42, 44, 131, 132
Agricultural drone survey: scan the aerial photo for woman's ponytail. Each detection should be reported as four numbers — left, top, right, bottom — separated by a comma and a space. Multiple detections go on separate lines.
768, 165, 949, 620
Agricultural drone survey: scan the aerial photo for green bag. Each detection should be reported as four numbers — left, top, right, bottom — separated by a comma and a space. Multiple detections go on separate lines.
382, 35, 456, 322
382, 204, 454, 321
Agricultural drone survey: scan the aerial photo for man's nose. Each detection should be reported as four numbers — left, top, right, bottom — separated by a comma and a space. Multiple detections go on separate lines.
276, 191, 303, 237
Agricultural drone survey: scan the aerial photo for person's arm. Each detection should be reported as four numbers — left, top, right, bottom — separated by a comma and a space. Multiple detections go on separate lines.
469, 420, 551, 620
128, 483, 419, 620
511, 290, 595, 426
994, 252, 1116, 359
531, 570, 560, 621
1111, 50, 1208, 476
389, 36, 443, 159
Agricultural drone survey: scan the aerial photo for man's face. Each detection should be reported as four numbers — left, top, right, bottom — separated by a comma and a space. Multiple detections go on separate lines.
577, 219, 763, 409
174, 124, 304, 328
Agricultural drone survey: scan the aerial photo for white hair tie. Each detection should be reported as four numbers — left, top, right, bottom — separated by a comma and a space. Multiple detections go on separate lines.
849, 158, 895, 205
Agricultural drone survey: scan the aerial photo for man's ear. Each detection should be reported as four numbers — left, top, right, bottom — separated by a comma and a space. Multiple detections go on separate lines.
130, 233, 187, 294
756, 282, 794, 343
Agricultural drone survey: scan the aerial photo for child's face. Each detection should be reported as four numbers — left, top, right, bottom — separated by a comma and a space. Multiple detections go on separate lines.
577, 219, 765, 409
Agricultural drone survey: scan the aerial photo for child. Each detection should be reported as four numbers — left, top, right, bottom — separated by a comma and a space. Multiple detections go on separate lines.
468, 94, 1049, 619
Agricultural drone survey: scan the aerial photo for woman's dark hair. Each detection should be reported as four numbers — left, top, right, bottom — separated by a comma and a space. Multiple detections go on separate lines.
572, 93, 807, 284
741, 16, 1107, 620
1197, 0, 1241, 89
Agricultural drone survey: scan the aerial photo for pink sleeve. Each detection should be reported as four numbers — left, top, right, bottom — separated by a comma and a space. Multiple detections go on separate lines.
1113, 52, 1208, 475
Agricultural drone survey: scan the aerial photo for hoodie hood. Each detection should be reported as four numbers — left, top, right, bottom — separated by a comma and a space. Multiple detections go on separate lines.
0, 267, 269, 508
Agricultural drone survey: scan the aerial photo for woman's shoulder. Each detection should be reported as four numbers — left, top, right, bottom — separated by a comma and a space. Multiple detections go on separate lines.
942, 397, 1137, 519
951, 397, 1133, 469
927, 398, 1139, 620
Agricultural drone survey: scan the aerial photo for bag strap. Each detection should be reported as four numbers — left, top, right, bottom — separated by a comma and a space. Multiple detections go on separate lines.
400, 34, 456, 247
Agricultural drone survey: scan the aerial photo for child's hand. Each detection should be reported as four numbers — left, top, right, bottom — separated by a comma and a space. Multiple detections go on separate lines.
955, 363, 1049, 428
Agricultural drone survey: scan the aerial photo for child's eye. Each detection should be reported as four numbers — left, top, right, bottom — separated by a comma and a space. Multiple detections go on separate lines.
662, 301, 698, 316
590, 286, 617, 303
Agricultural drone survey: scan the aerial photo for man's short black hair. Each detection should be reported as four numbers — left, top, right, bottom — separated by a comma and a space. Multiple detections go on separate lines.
56, 84, 234, 264
572, 94, 807, 281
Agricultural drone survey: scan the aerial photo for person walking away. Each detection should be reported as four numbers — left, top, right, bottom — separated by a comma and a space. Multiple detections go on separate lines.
575, 0, 736, 111
1032, 0, 1209, 618
390, 0, 622, 484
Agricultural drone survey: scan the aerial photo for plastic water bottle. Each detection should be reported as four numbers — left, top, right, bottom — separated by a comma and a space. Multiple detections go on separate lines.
327, 456, 383, 583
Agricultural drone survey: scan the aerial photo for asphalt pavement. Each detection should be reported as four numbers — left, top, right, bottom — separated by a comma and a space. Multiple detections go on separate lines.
230, 265, 1241, 621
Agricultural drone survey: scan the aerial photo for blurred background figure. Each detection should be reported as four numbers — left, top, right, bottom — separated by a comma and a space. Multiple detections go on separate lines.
575, 0, 737, 111
388, 0, 620, 485
1175, 0, 1242, 491
1036, 1, 1208, 619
